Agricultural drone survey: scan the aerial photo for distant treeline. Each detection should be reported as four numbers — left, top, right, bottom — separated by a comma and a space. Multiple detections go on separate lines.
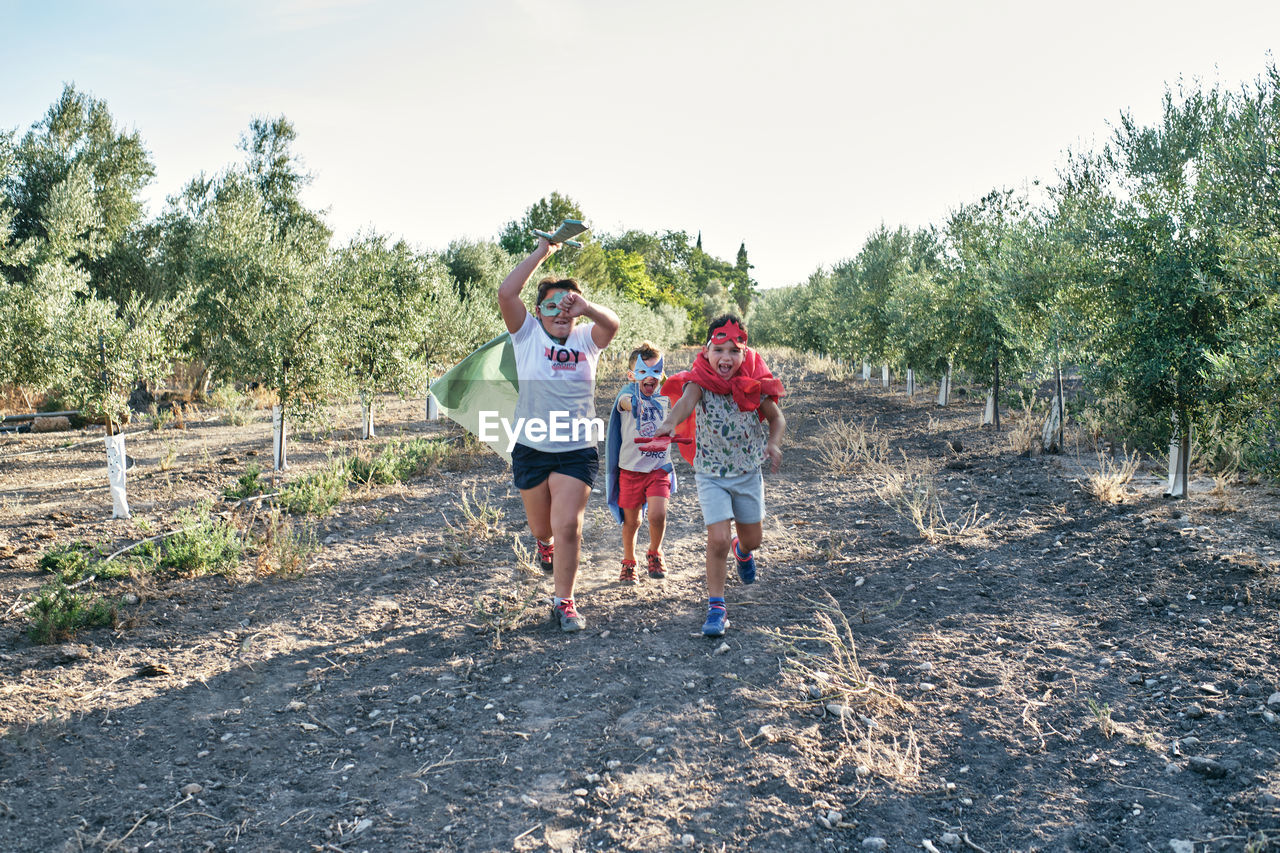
750, 66, 1280, 478
0, 86, 757, 428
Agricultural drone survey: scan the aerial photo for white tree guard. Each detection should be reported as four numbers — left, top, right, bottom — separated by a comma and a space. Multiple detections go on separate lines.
936, 369, 951, 407
881, 365, 890, 388
861, 362, 871, 383
426, 390, 440, 421
1166, 436, 1188, 498
1041, 395, 1062, 453
105, 433, 130, 519
361, 393, 375, 440
272, 405, 289, 471
906, 369, 915, 398
983, 390, 996, 425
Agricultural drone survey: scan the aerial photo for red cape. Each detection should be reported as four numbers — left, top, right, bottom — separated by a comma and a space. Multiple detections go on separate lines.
660, 348, 785, 465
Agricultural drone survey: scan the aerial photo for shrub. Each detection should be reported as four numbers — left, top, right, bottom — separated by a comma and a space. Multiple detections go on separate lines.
279, 459, 348, 515
155, 507, 243, 576
38, 542, 129, 582
26, 581, 118, 644
224, 464, 265, 500
208, 384, 256, 426
347, 437, 450, 486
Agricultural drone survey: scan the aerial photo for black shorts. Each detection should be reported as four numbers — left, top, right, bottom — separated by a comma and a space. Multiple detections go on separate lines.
511, 444, 599, 491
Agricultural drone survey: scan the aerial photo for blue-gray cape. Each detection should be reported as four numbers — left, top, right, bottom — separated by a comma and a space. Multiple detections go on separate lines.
605, 382, 676, 523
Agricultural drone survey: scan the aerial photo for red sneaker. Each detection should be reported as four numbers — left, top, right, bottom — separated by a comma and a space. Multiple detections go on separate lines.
646, 551, 666, 579
619, 559, 638, 584
552, 597, 583, 632
536, 539, 554, 574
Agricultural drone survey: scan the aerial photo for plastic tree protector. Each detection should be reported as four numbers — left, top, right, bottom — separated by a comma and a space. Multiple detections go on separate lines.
361, 392, 375, 440
906, 368, 916, 399
936, 368, 951, 407
105, 433, 130, 518
1041, 395, 1062, 453
425, 386, 440, 421
272, 405, 288, 471
882, 365, 890, 388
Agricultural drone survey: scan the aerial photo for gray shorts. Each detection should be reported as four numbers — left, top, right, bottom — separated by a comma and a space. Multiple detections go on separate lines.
695, 468, 765, 526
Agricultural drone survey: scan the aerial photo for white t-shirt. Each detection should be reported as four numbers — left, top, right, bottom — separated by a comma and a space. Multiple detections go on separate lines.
509, 312, 602, 452
618, 393, 671, 473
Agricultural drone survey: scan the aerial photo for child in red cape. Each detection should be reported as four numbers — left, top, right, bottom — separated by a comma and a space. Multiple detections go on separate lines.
656, 314, 786, 637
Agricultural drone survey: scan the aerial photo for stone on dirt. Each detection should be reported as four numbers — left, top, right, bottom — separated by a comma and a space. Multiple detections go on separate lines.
1188, 756, 1228, 778
862, 838, 887, 851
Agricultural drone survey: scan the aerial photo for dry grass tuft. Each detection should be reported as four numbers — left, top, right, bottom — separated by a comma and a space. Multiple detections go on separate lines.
1007, 394, 1040, 457
255, 508, 319, 578
815, 418, 888, 475
471, 536, 548, 648
1082, 448, 1140, 504
865, 452, 990, 543
760, 592, 920, 784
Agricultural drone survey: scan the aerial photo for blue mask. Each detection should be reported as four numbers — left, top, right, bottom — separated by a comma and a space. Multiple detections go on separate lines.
633, 357, 664, 381
539, 291, 569, 316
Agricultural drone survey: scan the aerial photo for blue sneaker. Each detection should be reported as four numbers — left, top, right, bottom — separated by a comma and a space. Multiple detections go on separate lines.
702, 604, 728, 637
732, 537, 756, 585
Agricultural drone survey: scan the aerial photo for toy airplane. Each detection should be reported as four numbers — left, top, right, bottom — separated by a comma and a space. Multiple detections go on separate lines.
532, 219, 589, 248
633, 435, 693, 453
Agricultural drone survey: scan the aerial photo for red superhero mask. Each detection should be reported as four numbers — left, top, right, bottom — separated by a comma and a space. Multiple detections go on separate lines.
709, 320, 747, 345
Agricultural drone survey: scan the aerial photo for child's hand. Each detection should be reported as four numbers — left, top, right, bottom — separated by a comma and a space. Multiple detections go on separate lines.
766, 441, 782, 473
653, 421, 674, 437
558, 291, 586, 318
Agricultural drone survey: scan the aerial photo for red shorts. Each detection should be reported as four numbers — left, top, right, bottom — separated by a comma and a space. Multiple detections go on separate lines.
617, 468, 671, 509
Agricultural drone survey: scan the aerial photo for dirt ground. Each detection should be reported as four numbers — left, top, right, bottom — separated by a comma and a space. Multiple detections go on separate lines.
1, 354, 1279, 853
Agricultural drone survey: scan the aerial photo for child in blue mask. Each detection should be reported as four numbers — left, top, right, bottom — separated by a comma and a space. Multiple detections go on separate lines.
605, 341, 675, 584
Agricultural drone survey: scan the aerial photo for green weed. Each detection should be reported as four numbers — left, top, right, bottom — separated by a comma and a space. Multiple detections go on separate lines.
38, 542, 129, 583
151, 506, 243, 577
347, 437, 451, 485
144, 402, 175, 431
1088, 699, 1116, 738
279, 459, 348, 515
26, 581, 118, 644
224, 464, 265, 500
208, 384, 255, 426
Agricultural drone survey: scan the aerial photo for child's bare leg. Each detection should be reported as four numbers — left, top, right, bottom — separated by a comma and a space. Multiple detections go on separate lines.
646, 496, 668, 554
734, 521, 763, 555
621, 507, 642, 562
705, 520, 732, 597
547, 472, 590, 600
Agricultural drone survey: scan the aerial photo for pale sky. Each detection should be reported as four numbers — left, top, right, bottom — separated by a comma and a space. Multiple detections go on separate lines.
5, 0, 1279, 288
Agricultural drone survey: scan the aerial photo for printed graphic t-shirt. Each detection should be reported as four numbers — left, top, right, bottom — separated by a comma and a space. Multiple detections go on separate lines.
618, 393, 671, 473
510, 312, 602, 452
693, 388, 768, 477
